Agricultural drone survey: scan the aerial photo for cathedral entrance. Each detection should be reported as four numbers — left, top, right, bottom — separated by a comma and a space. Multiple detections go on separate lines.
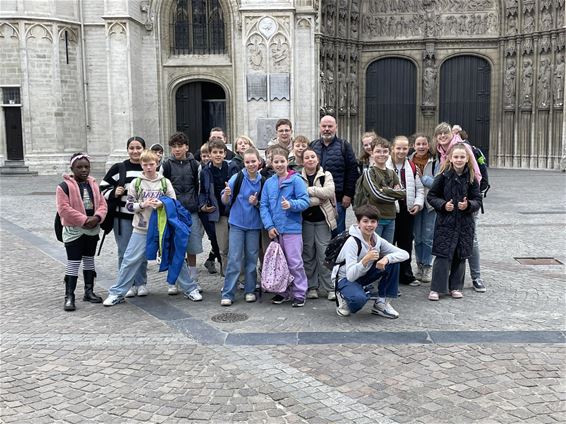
175, 81, 226, 152
365, 57, 417, 140
439, 55, 491, 161
4, 107, 24, 160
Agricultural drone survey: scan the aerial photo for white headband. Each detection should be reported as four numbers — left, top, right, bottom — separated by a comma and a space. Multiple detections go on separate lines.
70, 154, 90, 167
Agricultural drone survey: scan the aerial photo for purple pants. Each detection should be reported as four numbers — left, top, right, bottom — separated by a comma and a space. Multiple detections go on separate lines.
279, 233, 308, 301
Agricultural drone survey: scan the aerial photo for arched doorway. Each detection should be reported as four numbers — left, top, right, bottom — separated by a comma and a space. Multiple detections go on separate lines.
439, 55, 491, 161
365, 58, 417, 140
175, 81, 226, 152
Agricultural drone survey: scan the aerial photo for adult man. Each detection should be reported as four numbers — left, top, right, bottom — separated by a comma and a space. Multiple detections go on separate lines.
311, 115, 359, 235
268, 119, 293, 150
194, 127, 234, 161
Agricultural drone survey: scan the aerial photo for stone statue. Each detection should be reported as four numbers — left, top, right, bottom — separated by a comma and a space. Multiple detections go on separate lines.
319, 71, 326, 109
554, 54, 565, 106
423, 64, 437, 105
540, 8, 553, 30
504, 59, 517, 107
537, 57, 551, 107
524, 12, 535, 32
521, 58, 533, 106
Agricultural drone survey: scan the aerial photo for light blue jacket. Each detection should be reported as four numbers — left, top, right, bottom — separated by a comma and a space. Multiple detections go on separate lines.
222, 169, 263, 230
260, 170, 310, 234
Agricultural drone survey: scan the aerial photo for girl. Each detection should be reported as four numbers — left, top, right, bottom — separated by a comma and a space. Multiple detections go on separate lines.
228, 135, 255, 175
260, 147, 310, 307
56, 153, 107, 311
220, 148, 264, 305
301, 147, 337, 301
409, 133, 439, 283
100, 136, 149, 298
386, 136, 424, 286
288, 135, 309, 172
357, 131, 377, 174
426, 143, 482, 301
435, 122, 482, 184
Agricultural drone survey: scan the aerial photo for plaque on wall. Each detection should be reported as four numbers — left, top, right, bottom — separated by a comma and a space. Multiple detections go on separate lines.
269, 73, 290, 100
256, 118, 279, 149
247, 74, 267, 101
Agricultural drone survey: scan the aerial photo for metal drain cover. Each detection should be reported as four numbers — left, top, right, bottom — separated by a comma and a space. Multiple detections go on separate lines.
211, 312, 249, 323
515, 257, 563, 265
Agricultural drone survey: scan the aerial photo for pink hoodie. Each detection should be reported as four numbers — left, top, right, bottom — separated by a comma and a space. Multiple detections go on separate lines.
56, 175, 107, 227
436, 133, 482, 183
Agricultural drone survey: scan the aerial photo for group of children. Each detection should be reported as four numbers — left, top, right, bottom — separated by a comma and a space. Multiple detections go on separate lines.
55, 121, 485, 318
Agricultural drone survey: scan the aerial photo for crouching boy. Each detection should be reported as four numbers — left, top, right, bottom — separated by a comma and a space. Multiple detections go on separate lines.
333, 205, 409, 318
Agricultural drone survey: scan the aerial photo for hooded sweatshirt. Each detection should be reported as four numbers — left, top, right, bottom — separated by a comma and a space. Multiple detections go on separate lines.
126, 173, 175, 234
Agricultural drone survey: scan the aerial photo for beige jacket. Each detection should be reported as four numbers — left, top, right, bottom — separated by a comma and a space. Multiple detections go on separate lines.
301, 167, 337, 231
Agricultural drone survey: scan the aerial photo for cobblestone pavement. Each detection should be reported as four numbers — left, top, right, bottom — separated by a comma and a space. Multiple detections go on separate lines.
1, 169, 565, 423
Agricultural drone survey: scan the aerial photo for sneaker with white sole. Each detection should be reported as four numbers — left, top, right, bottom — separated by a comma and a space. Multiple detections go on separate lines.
220, 298, 232, 306
195, 282, 203, 293
167, 284, 179, 295
204, 259, 217, 274
414, 264, 423, 281
421, 266, 432, 283
185, 289, 203, 302
125, 286, 137, 298
137, 285, 149, 297
371, 301, 399, 319
245, 293, 257, 303
472, 278, 486, 293
327, 291, 336, 301
336, 291, 350, 317
103, 294, 124, 307
306, 288, 319, 299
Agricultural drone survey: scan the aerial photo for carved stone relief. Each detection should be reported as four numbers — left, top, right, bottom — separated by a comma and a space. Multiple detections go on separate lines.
349, 51, 358, 113
540, 6, 553, 30
422, 59, 437, 106
523, 11, 535, 33
338, 51, 347, 113
521, 57, 534, 107
270, 34, 289, 72
0, 23, 20, 39
537, 56, 551, 108
337, 1, 348, 38
247, 34, 266, 72
504, 58, 517, 108
554, 53, 565, 106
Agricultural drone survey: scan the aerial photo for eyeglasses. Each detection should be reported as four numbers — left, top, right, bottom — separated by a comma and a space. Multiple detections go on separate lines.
277, 129, 291, 133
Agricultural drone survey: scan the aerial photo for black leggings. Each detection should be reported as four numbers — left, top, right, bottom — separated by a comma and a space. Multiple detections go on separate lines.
65, 234, 99, 261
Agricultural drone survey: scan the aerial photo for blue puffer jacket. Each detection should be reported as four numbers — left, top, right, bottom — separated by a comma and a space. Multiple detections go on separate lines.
146, 197, 192, 284
311, 136, 359, 201
260, 170, 310, 234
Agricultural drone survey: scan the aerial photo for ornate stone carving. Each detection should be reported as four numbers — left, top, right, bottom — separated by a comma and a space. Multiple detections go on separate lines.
107, 22, 127, 38
349, 51, 358, 113
537, 56, 551, 108
247, 34, 266, 71
422, 58, 437, 106
523, 11, 535, 33
25, 23, 54, 42
338, 51, 347, 113
258, 16, 277, 39
553, 53, 565, 106
504, 59, 517, 108
324, 0, 336, 35
506, 14, 518, 35
522, 38, 533, 55
270, 34, 289, 72
540, 35, 552, 54
505, 39, 517, 56
505, 0, 518, 17
521, 58, 534, 107
540, 6, 553, 30
337, 0, 348, 38
0, 22, 20, 39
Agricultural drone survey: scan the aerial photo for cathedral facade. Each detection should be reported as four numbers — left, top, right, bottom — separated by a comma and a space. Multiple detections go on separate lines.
0, 0, 564, 174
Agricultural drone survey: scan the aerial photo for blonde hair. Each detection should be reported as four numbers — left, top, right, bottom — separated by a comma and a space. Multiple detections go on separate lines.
434, 122, 452, 137
140, 149, 158, 163
234, 135, 256, 154
242, 147, 261, 162
359, 131, 378, 162
200, 142, 210, 154
439, 143, 476, 184
390, 135, 409, 163
293, 135, 309, 146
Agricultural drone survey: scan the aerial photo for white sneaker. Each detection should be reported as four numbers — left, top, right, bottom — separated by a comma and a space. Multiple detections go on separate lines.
220, 298, 232, 306
185, 288, 203, 302
414, 264, 423, 280
245, 293, 257, 303
125, 286, 137, 298
336, 292, 350, 317
103, 294, 124, 307
421, 266, 432, 283
137, 285, 149, 297
167, 284, 179, 295
196, 282, 203, 293
372, 301, 399, 319
327, 291, 336, 301
306, 288, 319, 299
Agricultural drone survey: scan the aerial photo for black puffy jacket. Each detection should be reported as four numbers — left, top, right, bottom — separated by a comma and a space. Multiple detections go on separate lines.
311, 136, 359, 201
161, 155, 199, 213
427, 167, 482, 259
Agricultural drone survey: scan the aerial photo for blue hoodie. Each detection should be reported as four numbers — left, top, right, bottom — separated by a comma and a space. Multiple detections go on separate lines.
221, 169, 263, 230
260, 170, 310, 234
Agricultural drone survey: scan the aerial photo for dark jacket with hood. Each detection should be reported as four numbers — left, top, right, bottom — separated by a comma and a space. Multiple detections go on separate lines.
427, 166, 482, 259
161, 154, 199, 213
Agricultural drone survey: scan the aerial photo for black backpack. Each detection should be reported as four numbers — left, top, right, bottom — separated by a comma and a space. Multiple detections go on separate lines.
54, 182, 70, 242
323, 230, 362, 270
230, 171, 266, 206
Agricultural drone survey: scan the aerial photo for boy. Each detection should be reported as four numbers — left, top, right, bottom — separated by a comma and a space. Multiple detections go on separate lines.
103, 150, 202, 306
161, 132, 203, 293
199, 139, 231, 276
199, 142, 221, 275
353, 138, 406, 243
150, 143, 164, 167
288, 135, 309, 172
332, 205, 408, 318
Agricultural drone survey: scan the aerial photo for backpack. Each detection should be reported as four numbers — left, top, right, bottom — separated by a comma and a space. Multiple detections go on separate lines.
230, 171, 266, 206
133, 176, 168, 197
323, 230, 362, 270
54, 182, 69, 242
162, 157, 199, 189
261, 239, 293, 293
100, 162, 127, 235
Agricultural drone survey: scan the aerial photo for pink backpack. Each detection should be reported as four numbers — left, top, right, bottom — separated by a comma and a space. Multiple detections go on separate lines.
261, 239, 293, 293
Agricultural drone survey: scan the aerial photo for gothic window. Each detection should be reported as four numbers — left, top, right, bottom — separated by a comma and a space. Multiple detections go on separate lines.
171, 0, 225, 54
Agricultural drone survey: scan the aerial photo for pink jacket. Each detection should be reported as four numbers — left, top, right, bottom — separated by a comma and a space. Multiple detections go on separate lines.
56, 175, 107, 227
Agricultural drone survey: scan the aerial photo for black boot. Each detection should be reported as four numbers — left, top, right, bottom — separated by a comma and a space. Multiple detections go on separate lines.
64, 275, 77, 311
83, 270, 103, 303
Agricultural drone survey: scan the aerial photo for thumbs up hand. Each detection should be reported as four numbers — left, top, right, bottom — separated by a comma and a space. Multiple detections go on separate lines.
223, 181, 231, 198
458, 197, 468, 210
281, 196, 291, 210
445, 199, 454, 212
249, 192, 259, 206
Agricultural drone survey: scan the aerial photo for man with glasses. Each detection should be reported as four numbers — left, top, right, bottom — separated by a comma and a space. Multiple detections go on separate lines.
268, 119, 294, 151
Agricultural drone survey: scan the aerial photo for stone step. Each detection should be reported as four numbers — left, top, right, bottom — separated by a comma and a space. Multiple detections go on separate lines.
0, 161, 38, 176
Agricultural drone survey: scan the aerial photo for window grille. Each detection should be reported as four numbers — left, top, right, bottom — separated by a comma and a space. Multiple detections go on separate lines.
2, 87, 21, 105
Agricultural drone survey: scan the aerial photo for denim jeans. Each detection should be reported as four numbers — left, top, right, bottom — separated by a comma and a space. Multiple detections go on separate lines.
376, 219, 395, 243
114, 217, 147, 287
467, 212, 481, 280
431, 255, 465, 294
108, 232, 197, 297
336, 262, 400, 313
413, 208, 436, 267
332, 201, 347, 237
221, 226, 260, 301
